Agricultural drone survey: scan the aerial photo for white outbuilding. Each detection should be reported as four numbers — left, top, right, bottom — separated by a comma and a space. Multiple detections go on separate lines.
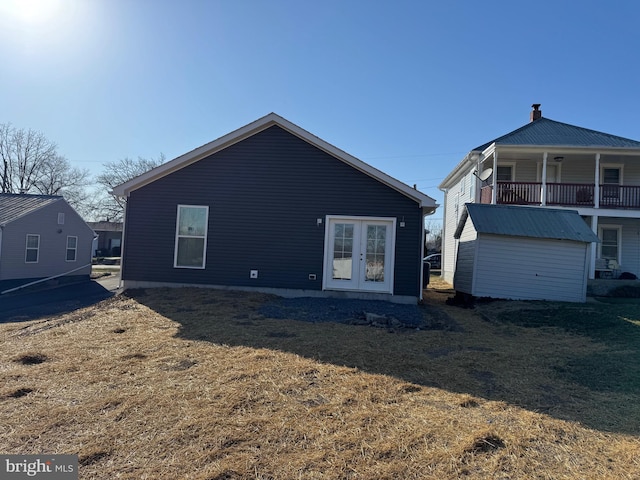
453, 203, 600, 303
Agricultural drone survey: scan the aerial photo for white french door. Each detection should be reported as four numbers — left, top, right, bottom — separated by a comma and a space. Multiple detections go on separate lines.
323, 216, 395, 293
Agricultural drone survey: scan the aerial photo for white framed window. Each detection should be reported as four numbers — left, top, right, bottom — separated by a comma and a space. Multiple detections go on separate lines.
66, 236, 78, 262
496, 163, 516, 182
174, 205, 209, 269
58, 213, 65, 225
599, 225, 622, 263
25, 234, 40, 263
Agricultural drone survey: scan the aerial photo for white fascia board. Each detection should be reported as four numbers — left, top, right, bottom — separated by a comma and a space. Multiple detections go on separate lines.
111, 113, 438, 208
438, 149, 487, 191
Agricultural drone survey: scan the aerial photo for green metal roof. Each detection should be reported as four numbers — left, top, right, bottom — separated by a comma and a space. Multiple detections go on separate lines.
454, 203, 600, 243
474, 117, 640, 152
0, 194, 62, 226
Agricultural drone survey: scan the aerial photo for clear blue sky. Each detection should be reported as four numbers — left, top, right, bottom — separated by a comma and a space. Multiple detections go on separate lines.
2, 0, 640, 222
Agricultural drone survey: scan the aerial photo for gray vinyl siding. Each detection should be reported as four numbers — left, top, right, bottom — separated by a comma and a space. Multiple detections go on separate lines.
472, 235, 588, 302
122, 126, 424, 297
0, 201, 93, 285
452, 219, 477, 294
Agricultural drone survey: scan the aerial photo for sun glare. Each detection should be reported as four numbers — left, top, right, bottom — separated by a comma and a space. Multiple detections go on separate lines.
1, 0, 64, 25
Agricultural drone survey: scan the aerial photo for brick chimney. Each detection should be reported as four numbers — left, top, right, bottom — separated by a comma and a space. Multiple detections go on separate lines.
530, 103, 542, 122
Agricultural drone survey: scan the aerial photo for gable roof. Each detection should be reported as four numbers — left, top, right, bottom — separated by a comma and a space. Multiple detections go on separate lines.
111, 113, 437, 211
87, 221, 123, 232
474, 117, 640, 152
0, 194, 62, 227
454, 203, 600, 243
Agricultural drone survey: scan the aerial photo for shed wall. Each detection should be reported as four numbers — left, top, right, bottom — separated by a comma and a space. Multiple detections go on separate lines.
472, 234, 588, 302
122, 126, 424, 297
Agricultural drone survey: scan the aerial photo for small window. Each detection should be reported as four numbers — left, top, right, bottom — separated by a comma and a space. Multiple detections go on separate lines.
174, 205, 209, 268
600, 226, 621, 262
58, 213, 65, 225
66, 236, 78, 262
25, 234, 40, 263
496, 165, 514, 182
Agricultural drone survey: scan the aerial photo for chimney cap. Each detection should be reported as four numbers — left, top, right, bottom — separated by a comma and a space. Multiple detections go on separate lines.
530, 103, 542, 122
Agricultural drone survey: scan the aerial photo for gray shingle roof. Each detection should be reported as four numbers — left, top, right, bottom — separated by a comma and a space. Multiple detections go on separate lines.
0, 193, 62, 226
474, 117, 640, 152
454, 203, 600, 243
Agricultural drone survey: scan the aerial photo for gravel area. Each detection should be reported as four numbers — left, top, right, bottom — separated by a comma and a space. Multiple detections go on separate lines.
259, 297, 425, 326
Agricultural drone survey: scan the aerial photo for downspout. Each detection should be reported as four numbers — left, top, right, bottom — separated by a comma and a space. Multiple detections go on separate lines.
117, 193, 128, 290
420, 204, 438, 301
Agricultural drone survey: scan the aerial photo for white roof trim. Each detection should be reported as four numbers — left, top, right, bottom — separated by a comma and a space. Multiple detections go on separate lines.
111, 113, 437, 209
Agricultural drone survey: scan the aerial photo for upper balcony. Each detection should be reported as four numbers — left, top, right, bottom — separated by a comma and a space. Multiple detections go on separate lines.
480, 182, 640, 209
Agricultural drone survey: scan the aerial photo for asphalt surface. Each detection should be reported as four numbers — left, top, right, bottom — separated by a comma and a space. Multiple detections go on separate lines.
0, 273, 120, 323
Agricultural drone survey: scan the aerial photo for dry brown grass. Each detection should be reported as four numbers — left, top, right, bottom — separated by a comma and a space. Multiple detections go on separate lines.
1, 280, 639, 479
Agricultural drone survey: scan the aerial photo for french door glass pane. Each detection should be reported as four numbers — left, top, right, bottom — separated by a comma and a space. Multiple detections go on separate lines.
365, 225, 386, 282
332, 223, 353, 280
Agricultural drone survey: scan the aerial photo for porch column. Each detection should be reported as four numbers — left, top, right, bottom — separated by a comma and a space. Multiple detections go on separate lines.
491, 151, 498, 204
540, 152, 548, 206
589, 215, 598, 279
594, 153, 600, 208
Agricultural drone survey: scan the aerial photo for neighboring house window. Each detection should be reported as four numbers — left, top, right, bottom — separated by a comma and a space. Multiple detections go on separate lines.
599, 226, 621, 262
58, 213, 65, 225
174, 205, 209, 268
496, 164, 514, 182
66, 236, 78, 262
25, 234, 40, 263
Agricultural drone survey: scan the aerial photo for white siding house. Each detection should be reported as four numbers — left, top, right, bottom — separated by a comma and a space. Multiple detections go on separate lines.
453, 204, 600, 303
439, 104, 640, 288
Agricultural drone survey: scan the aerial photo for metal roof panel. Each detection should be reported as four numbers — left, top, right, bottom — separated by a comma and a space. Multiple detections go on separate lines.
454, 203, 600, 243
0, 194, 62, 226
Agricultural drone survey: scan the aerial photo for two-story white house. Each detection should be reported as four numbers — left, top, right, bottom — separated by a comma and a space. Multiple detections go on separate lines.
439, 104, 640, 285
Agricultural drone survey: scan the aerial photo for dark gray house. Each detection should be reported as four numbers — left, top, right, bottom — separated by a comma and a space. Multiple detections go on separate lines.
0, 194, 94, 292
87, 221, 123, 257
112, 113, 438, 303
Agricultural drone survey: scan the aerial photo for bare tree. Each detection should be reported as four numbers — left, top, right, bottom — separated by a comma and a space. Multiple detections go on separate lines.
35, 154, 92, 216
424, 219, 442, 255
0, 123, 92, 216
0, 123, 58, 193
93, 154, 166, 222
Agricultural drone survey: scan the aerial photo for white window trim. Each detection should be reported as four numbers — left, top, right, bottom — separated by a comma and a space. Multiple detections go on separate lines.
25, 234, 40, 263
496, 162, 516, 182
598, 224, 622, 263
174, 204, 209, 269
66, 235, 78, 262
600, 163, 624, 185
58, 212, 65, 225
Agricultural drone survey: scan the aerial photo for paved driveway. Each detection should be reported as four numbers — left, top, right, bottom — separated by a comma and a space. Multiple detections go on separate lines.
0, 274, 119, 323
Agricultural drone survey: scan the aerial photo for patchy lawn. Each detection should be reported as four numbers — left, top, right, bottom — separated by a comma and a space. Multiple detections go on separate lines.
1, 280, 639, 479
